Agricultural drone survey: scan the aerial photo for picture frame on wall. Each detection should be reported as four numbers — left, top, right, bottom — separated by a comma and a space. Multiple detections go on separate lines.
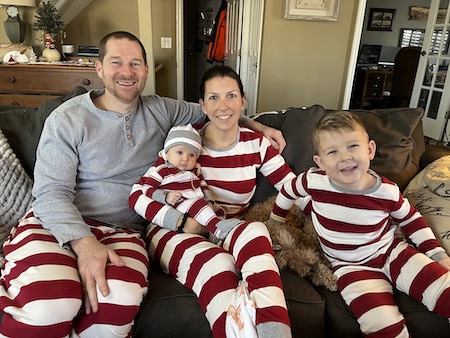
284, 0, 340, 21
367, 8, 396, 31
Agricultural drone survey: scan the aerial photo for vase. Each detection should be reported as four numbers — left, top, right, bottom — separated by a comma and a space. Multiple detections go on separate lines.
42, 46, 61, 62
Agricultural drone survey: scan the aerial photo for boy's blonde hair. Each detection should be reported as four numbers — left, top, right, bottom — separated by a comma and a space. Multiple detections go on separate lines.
313, 111, 369, 152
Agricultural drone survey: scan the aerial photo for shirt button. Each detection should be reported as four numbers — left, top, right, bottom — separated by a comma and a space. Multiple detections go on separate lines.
125, 125, 130, 130
127, 134, 132, 140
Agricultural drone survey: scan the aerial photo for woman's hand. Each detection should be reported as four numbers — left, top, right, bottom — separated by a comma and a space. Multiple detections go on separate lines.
179, 215, 209, 237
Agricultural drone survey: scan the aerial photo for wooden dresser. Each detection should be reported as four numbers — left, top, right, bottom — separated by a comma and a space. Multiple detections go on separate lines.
350, 67, 393, 109
0, 63, 104, 107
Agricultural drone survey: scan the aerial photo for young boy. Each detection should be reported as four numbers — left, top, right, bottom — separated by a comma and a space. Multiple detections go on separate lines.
270, 111, 450, 337
130, 124, 241, 240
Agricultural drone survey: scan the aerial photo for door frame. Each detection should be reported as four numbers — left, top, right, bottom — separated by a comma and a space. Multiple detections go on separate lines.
175, 0, 263, 109
175, 0, 184, 100
342, 0, 367, 110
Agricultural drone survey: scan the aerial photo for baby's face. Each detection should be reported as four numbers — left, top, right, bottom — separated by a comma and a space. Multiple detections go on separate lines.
166, 145, 198, 171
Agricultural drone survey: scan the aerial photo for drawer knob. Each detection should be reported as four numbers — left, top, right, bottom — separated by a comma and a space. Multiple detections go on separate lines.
7, 76, 15, 83
82, 79, 91, 86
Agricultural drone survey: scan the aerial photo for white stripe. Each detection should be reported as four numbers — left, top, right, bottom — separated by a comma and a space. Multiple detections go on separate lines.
0, 264, 79, 300
205, 289, 236, 326
97, 279, 147, 306
190, 251, 238, 292
4, 298, 82, 326
358, 305, 406, 336
422, 272, 450, 310
76, 323, 132, 338
249, 285, 286, 309
340, 276, 392, 304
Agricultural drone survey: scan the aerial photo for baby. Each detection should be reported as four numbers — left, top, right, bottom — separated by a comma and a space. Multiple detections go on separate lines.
130, 124, 241, 240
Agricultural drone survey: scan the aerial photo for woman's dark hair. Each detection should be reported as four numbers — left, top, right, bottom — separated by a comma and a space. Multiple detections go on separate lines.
199, 65, 245, 99
98, 31, 147, 65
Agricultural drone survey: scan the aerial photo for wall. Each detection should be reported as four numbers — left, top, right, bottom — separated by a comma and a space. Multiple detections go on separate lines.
0, 1, 363, 111
257, 0, 359, 111
151, 0, 177, 98
64, 0, 139, 51
361, 0, 431, 47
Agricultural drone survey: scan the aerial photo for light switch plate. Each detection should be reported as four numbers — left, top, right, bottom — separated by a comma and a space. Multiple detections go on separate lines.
161, 37, 172, 49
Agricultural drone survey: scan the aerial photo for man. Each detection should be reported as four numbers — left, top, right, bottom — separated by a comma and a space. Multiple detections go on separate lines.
0, 31, 286, 337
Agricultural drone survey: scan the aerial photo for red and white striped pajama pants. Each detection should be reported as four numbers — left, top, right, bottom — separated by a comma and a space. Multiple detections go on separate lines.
0, 211, 149, 338
147, 220, 291, 338
334, 240, 450, 338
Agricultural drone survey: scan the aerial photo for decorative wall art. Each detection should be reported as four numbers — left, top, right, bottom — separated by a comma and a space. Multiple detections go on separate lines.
367, 8, 396, 31
409, 6, 447, 24
284, 0, 340, 21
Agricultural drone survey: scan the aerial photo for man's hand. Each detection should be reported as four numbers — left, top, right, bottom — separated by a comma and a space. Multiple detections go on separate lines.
71, 236, 126, 314
245, 119, 286, 153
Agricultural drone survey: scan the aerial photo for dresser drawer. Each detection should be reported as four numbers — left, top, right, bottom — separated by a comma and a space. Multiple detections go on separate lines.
0, 65, 103, 94
0, 64, 104, 106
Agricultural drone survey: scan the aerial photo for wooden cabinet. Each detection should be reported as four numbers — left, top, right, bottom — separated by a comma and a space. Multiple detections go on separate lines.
0, 64, 104, 107
350, 68, 393, 109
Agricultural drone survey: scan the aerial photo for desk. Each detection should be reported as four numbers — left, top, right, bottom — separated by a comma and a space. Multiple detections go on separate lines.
0, 63, 103, 107
351, 68, 393, 109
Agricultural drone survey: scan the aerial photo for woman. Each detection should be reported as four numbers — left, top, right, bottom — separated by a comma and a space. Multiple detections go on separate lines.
130, 65, 295, 338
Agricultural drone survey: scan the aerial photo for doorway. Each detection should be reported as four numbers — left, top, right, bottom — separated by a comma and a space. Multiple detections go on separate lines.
181, 0, 223, 103
176, 0, 264, 115
344, 0, 430, 110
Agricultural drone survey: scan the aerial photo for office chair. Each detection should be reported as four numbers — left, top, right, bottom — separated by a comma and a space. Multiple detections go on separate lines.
389, 47, 421, 107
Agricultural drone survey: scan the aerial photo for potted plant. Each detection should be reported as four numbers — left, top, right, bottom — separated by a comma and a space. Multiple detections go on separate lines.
33, 1, 65, 61
33, 1, 64, 35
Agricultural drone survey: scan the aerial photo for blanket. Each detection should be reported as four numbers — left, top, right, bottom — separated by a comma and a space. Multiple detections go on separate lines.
0, 128, 33, 264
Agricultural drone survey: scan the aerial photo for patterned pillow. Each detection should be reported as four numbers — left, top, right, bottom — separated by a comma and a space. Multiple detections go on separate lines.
404, 155, 450, 255
0, 128, 33, 264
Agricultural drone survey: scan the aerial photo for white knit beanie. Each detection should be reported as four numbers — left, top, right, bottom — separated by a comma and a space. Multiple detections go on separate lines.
164, 124, 202, 156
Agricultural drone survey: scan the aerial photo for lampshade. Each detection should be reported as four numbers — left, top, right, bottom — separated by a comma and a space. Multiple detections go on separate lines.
1, 0, 36, 43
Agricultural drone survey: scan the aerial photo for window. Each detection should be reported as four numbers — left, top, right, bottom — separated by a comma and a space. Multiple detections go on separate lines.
399, 28, 424, 47
399, 28, 449, 54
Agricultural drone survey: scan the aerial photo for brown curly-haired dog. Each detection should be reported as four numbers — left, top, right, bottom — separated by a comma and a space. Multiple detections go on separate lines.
243, 197, 337, 291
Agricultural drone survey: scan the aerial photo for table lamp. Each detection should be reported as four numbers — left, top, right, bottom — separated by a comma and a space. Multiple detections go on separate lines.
1, 0, 36, 43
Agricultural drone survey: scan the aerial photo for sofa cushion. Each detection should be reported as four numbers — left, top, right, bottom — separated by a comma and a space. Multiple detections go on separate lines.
350, 107, 426, 191
317, 285, 450, 337
251, 105, 326, 204
0, 128, 33, 265
0, 86, 88, 177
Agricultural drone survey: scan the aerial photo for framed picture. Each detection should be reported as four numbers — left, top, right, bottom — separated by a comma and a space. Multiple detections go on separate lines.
284, 0, 340, 21
367, 8, 396, 31
409, 6, 447, 23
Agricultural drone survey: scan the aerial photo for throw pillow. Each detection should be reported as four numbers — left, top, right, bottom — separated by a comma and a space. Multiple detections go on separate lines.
350, 107, 426, 191
251, 105, 326, 204
0, 128, 33, 265
404, 155, 450, 255
0, 86, 88, 177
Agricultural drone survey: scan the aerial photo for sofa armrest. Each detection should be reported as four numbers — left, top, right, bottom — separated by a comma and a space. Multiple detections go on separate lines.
420, 144, 450, 169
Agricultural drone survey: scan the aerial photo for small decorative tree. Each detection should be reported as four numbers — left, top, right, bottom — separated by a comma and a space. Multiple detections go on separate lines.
33, 1, 64, 35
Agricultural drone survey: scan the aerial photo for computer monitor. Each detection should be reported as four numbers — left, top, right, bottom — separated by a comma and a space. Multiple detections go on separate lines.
357, 44, 382, 65
378, 46, 401, 67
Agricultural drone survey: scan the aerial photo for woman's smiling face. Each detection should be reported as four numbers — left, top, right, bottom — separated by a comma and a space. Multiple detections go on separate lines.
199, 75, 246, 132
